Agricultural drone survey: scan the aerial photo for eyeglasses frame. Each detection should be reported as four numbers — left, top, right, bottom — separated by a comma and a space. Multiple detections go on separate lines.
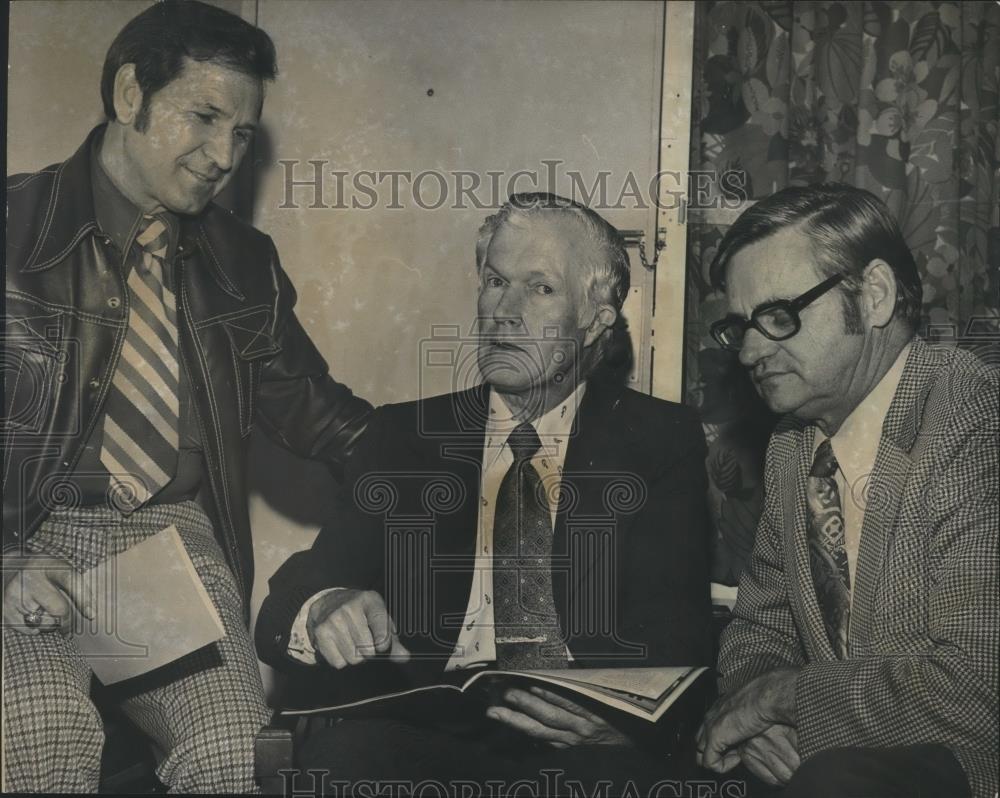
710, 272, 849, 352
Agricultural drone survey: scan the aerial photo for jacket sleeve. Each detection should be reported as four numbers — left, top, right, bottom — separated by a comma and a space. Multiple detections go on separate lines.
254, 406, 387, 671
793, 385, 998, 797
717, 432, 808, 692
254, 240, 372, 480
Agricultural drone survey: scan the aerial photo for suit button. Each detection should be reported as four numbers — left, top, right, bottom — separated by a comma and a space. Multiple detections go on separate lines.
274, 633, 284, 645
107, 297, 121, 309
89, 378, 100, 389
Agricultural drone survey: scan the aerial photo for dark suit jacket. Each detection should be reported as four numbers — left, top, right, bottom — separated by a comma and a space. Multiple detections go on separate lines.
257, 379, 713, 686
718, 338, 999, 798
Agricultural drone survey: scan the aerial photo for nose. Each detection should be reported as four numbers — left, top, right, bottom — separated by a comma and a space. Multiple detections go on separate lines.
203, 129, 235, 174
737, 327, 773, 369
492, 286, 523, 329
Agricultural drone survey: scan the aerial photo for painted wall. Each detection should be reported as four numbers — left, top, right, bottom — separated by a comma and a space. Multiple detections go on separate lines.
8, 0, 667, 697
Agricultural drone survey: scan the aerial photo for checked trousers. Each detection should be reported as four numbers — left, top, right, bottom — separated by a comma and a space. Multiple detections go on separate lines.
2, 500, 270, 793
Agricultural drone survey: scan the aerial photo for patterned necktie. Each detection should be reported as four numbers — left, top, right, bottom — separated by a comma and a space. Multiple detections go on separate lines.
806, 438, 851, 658
492, 422, 568, 670
100, 216, 179, 512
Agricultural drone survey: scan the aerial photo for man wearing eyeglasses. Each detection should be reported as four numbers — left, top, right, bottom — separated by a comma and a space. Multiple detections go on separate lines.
696, 184, 998, 798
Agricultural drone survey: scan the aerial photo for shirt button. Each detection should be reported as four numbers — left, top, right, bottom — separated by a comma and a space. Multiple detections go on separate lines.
107, 297, 121, 309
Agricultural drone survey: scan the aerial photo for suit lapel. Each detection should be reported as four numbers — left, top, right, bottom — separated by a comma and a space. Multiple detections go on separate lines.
849, 441, 911, 654
556, 381, 622, 557
849, 340, 935, 655
424, 384, 489, 562
557, 382, 650, 659
553, 385, 594, 636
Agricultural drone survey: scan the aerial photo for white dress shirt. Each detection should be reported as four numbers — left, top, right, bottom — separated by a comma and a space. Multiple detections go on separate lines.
287, 383, 586, 668
812, 343, 911, 597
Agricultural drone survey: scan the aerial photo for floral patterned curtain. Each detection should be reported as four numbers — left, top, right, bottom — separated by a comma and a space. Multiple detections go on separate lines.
685, 1, 1000, 584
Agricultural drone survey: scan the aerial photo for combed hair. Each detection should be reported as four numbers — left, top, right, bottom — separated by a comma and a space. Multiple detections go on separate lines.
709, 184, 923, 330
476, 193, 630, 312
101, 0, 277, 129
475, 193, 631, 377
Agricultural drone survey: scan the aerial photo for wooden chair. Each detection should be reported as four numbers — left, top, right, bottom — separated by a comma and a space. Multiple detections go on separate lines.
254, 712, 296, 796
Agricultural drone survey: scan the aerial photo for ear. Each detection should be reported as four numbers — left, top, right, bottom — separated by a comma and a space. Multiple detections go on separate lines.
112, 64, 144, 126
583, 304, 617, 348
860, 259, 898, 328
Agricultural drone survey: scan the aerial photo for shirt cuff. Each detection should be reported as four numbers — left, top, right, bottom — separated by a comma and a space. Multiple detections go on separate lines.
287, 587, 344, 664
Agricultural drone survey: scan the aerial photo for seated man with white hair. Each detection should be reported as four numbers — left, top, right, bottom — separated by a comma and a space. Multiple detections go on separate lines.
257, 193, 715, 792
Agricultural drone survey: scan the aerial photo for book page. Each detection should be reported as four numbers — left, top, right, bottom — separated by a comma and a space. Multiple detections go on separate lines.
71, 525, 225, 685
462, 666, 708, 721
280, 665, 708, 723
520, 667, 696, 700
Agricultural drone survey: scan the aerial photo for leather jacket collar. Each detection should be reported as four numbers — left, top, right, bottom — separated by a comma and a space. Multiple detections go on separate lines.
17, 124, 246, 301
18, 129, 100, 273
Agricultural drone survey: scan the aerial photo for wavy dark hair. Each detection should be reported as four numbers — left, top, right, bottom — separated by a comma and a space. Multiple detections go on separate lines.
710, 184, 923, 332
101, 0, 277, 131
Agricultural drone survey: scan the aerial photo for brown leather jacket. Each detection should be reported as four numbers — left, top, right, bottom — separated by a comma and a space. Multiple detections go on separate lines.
4, 126, 372, 610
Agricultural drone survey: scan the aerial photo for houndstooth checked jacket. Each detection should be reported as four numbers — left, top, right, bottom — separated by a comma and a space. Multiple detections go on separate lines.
718, 337, 999, 798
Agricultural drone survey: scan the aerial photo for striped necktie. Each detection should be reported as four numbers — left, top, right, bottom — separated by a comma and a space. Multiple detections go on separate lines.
100, 216, 180, 512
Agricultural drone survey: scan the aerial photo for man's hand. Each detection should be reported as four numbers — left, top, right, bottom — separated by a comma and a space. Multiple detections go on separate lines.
2, 555, 95, 635
486, 686, 633, 748
738, 724, 800, 786
306, 588, 410, 669
696, 667, 799, 773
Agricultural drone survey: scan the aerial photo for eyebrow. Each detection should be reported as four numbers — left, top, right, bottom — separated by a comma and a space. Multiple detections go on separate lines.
728, 294, 785, 321
199, 103, 257, 131
524, 269, 559, 282
482, 264, 559, 280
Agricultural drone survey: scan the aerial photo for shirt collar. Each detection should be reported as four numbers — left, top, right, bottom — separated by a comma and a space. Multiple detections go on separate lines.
484, 382, 587, 468
90, 130, 178, 260
822, 343, 912, 485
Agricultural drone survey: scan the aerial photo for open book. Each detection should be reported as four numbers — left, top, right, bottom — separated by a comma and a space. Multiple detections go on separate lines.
283, 666, 708, 723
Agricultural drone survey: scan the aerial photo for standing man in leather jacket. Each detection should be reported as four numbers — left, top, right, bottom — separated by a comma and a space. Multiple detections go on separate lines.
3, 2, 371, 791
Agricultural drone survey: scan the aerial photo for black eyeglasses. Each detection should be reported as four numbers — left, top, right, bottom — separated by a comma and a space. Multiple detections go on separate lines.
710, 273, 847, 352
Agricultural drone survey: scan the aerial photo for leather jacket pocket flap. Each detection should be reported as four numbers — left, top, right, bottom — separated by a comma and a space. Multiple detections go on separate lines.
5, 311, 63, 356
3, 311, 63, 433
222, 309, 279, 438
223, 309, 281, 360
